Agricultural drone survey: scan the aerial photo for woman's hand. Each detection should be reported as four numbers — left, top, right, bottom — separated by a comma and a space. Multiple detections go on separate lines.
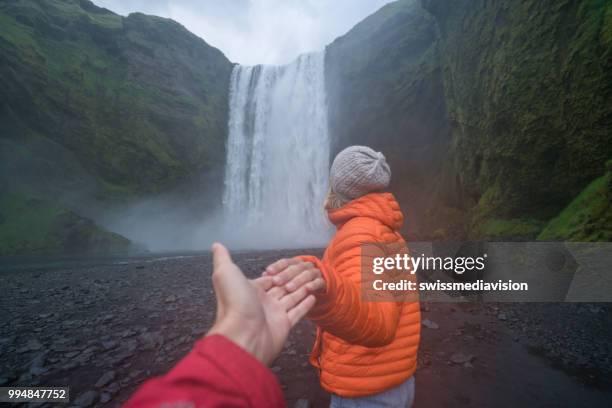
207, 243, 316, 365
263, 257, 326, 294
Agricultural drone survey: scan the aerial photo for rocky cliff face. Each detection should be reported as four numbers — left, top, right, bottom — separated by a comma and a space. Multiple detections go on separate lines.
326, 0, 612, 241
2, 0, 610, 254
325, 0, 453, 239
422, 0, 612, 239
0, 0, 233, 254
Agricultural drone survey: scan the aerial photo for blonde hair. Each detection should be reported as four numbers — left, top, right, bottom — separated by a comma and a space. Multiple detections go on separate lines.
324, 187, 350, 210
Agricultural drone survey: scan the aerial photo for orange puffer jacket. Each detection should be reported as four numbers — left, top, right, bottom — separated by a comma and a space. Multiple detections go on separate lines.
299, 192, 420, 397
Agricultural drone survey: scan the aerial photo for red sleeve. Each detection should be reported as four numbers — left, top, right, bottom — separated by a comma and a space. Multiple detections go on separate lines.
124, 334, 285, 408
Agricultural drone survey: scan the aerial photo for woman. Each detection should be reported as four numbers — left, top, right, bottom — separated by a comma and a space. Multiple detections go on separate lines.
266, 146, 421, 407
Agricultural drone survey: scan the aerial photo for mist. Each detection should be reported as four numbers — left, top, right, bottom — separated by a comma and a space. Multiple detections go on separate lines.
101, 196, 333, 252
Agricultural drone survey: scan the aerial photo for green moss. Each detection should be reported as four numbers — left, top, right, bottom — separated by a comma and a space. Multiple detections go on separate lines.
602, 2, 612, 47
327, 0, 611, 241
474, 184, 504, 217
538, 165, 612, 241
0, 0, 234, 254
0, 0, 232, 202
479, 218, 545, 240
0, 192, 132, 255
0, 192, 63, 254
420, 0, 612, 239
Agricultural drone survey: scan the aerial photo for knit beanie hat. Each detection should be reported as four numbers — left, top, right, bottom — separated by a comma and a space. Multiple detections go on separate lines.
330, 145, 391, 200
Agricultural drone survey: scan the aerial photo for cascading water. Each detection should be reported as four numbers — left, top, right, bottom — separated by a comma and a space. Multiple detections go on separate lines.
222, 52, 332, 248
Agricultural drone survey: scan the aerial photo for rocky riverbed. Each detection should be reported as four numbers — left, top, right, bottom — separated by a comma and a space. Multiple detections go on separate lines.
0, 250, 611, 407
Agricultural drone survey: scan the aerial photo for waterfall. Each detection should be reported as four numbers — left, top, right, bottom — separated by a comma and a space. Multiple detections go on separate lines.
222, 52, 332, 248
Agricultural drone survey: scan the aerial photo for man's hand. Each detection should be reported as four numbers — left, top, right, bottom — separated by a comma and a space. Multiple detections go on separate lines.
207, 243, 316, 365
264, 258, 326, 294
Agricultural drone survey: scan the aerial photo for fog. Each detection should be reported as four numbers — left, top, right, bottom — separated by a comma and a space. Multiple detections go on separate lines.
101, 196, 333, 252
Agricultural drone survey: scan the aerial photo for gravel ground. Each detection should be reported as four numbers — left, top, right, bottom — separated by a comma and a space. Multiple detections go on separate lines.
500, 302, 612, 388
0, 250, 610, 407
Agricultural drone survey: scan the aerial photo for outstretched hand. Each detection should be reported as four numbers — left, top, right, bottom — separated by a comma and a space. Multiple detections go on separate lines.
207, 243, 316, 365
264, 257, 326, 294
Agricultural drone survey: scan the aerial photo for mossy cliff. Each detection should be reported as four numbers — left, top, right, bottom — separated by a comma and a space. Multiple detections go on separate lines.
327, 0, 612, 241
0, 0, 233, 254
0, 192, 131, 255
421, 0, 612, 240
2, 0, 610, 253
538, 159, 612, 242
324, 0, 453, 239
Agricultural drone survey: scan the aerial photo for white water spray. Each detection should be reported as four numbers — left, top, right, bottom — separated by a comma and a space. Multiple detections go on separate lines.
222, 52, 332, 248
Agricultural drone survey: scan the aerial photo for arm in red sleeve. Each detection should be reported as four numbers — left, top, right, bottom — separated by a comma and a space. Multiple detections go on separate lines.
124, 334, 285, 408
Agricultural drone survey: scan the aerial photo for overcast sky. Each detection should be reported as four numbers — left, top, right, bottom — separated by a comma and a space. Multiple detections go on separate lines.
94, 0, 393, 65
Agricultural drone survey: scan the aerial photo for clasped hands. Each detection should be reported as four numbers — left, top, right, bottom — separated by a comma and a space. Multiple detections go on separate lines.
207, 243, 326, 365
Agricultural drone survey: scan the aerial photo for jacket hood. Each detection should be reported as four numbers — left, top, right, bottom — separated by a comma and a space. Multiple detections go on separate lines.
327, 192, 404, 230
